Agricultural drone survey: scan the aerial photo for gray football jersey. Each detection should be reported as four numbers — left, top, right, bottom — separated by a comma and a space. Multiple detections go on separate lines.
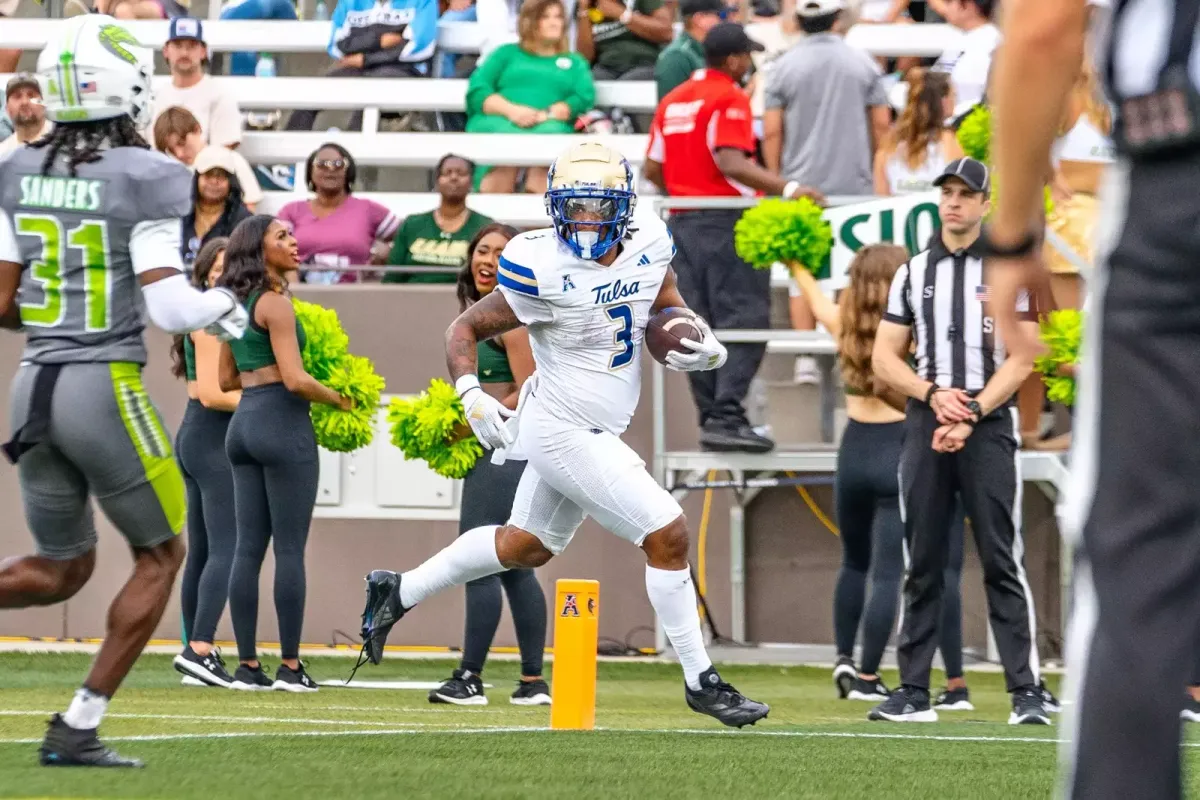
0, 145, 192, 365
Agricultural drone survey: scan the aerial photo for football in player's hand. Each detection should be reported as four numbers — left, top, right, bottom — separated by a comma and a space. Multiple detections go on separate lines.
646, 308, 703, 365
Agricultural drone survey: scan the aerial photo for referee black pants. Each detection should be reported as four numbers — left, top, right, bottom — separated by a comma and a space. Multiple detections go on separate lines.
897, 402, 1040, 693
668, 209, 771, 428
1061, 158, 1200, 800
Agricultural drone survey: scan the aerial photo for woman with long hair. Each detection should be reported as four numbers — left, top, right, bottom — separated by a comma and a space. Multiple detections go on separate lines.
217, 215, 351, 692
791, 246, 970, 706
428, 223, 551, 706
170, 238, 241, 688
874, 69, 964, 196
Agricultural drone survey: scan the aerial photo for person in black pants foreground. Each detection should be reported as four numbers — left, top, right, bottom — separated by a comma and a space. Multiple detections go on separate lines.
869, 158, 1053, 725
429, 223, 550, 707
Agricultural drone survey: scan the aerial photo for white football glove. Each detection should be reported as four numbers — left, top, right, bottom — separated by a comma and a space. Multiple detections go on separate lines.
202, 288, 249, 342
458, 378, 516, 450
664, 315, 728, 372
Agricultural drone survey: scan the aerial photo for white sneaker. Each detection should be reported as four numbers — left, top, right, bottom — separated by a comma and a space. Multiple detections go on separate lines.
793, 356, 821, 386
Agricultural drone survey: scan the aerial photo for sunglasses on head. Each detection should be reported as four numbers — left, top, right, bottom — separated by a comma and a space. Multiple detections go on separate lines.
315, 158, 347, 170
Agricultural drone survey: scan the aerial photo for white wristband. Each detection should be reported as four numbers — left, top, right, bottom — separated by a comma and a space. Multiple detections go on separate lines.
782, 180, 799, 199
620, 6, 633, 23
455, 374, 481, 397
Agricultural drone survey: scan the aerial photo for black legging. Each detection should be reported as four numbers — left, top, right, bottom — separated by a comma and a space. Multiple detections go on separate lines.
225, 384, 319, 662
458, 457, 546, 677
833, 420, 966, 677
177, 400, 236, 645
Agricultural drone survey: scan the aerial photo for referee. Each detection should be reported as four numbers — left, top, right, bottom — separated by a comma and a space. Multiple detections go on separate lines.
868, 157, 1050, 725
644, 22, 823, 454
988, 1, 1200, 797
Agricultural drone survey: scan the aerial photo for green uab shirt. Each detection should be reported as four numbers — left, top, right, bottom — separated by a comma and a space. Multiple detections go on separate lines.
383, 210, 494, 284
592, 0, 666, 75
655, 32, 704, 100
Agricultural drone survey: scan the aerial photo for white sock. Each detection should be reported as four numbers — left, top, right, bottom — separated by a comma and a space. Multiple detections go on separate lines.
399, 525, 504, 609
62, 687, 109, 730
645, 565, 712, 691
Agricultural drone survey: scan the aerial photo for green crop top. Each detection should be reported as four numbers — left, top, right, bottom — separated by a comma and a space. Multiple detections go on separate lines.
228, 291, 307, 372
478, 339, 514, 384
183, 335, 196, 381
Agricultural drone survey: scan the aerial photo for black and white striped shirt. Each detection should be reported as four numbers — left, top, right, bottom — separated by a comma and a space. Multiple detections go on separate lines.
883, 236, 1034, 392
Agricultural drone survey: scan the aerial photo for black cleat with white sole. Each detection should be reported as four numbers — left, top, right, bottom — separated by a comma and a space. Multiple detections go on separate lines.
39, 714, 143, 768
1009, 687, 1051, 725
685, 667, 769, 728
429, 669, 487, 706
229, 663, 275, 691
173, 646, 233, 688
867, 686, 937, 722
359, 570, 407, 666
832, 656, 856, 699
274, 662, 319, 693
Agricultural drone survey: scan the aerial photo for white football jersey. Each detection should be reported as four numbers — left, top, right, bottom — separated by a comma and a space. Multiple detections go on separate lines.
497, 214, 675, 436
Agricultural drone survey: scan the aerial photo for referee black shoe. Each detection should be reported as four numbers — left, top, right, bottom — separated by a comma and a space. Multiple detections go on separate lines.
1038, 680, 1062, 713
934, 686, 975, 711
1009, 687, 1052, 725
429, 669, 488, 706
359, 570, 408, 666
685, 667, 769, 728
832, 655, 856, 699
867, 686, 937, 722
39, 714, 143, 768
698, 421, 775, 454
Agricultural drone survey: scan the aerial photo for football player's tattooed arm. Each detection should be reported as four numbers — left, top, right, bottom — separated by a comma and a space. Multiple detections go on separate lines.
446, 291, 524, 383
651, 267, 689, 314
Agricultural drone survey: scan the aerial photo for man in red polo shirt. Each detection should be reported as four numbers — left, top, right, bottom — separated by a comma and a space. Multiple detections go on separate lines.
645, 22, 822, 453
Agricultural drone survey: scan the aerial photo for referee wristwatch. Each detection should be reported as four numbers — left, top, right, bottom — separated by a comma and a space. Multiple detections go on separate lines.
965, 400, 983, 426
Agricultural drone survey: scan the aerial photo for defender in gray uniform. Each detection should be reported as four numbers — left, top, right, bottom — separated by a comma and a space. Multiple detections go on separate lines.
0, 14, 247, 769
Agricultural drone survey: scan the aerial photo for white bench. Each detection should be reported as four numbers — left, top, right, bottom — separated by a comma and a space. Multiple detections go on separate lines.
238, 131, 650, 168
0, 18, 963, 59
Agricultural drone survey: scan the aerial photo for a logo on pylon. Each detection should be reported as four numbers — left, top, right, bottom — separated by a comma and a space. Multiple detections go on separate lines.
561, 593, 579, 617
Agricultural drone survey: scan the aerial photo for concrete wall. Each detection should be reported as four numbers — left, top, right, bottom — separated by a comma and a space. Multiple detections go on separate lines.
0, 284, 1064, 659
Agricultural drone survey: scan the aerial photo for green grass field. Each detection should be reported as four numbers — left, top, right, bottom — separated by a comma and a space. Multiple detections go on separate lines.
0, 653, 1197, 799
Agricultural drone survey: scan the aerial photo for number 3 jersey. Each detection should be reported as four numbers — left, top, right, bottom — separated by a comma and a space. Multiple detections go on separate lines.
0, 146, 192, 365
496, 214, 675, 436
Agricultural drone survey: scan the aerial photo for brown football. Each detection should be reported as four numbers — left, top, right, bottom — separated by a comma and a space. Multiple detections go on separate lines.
645, 308, 703, 365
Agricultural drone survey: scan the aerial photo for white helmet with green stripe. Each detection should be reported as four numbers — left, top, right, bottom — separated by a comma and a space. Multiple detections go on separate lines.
35, 14, 154, 128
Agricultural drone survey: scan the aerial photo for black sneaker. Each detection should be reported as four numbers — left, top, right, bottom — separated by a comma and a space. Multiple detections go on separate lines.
934, 686, 975, 711
685, 667, 769, 728
273, 663, 319, 693
39, 714, 143, 768
229, 663, 274, 691
832, 656, 856, 699
847, 676, 890, 702
699, 421, 775, 454
510, 679, 552, 706
1182, 695, 1200, 722
359, 570, 407, 666
1009, 686, 1051, 725
1039, 680, 1062, 713
172, 646, 234, 688
867, 686, 937, 722
428, 668, 488, 706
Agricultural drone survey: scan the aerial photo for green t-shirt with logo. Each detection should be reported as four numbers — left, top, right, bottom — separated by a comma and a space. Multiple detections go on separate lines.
382, 210, 494, 284
592, 0, 666, 76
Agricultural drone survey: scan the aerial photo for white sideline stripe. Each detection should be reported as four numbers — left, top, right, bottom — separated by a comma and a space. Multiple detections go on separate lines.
0, 710, 431, 727
0, 726, 543, 745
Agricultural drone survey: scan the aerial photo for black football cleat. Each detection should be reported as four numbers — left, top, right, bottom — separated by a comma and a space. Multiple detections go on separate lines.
39, 714, 143, 768
685, 667, 769, 728
349, 570, 408, 682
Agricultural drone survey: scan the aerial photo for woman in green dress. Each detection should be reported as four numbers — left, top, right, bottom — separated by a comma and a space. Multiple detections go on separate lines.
383, 154, 494, 284
466, 0, 596, 194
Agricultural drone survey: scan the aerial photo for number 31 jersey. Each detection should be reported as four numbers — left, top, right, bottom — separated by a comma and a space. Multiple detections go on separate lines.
496, 214, 674, 436
0, 146, 192, 365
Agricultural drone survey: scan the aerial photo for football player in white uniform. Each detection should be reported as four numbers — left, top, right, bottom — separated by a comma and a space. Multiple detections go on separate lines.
358, 141, 769, 727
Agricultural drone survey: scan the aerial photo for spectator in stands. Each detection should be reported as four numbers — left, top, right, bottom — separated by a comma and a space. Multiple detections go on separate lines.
383, 155, 495, 284
654, 0, 729, 100
873, 69, 963, 195
182, 146, 253, 268
466, 0, 595, 194
277, 143, 400, 284
575, 0, 674, 81
67, 0, 188, 18
154, 106, 263, 210
0, 75, 51, 157
153, 19, 244, 149
219, 0, 299, 79
285, 0, 439, 132
747, 0, 801, 128
477, 0, 580, 64
927, 0, 999, 123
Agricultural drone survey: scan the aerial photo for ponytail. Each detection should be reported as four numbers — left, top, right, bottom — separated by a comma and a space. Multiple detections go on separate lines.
896, 69, 952, 169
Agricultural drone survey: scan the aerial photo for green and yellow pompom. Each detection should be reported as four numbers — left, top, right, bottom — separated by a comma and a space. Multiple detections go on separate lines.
1034, 309, 1083, 406
293, 298, 385, 453
387, 378, 483, 480
734, 197, 833, 275
956, 105, 992, 163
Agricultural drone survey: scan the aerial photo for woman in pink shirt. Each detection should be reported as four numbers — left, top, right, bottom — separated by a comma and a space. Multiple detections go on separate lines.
276, 143, 400, 284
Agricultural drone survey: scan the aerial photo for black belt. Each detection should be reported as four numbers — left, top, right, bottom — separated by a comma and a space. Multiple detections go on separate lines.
3, 364, 63, 465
